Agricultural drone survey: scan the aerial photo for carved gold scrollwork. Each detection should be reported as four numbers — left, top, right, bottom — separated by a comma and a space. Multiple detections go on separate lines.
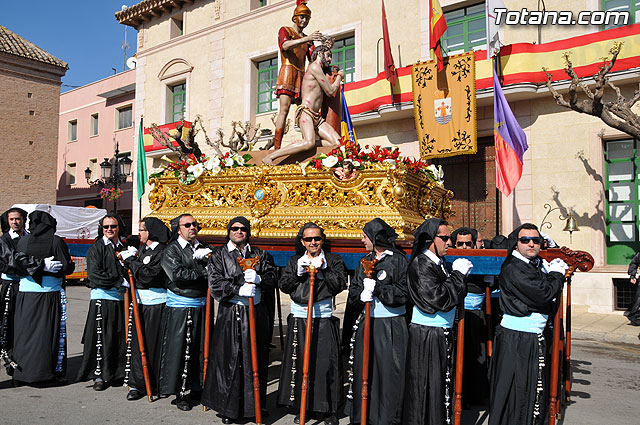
244, 171, 281, 218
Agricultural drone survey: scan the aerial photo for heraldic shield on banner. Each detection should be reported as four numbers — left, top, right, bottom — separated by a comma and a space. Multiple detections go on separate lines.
412, 51, 477, 159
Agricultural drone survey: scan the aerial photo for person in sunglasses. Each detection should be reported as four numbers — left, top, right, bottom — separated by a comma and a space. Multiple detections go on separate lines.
277, 222, 347, 425
489, 223, 568, 425
78, 214, 137, 391
403, 218, 473, 425
345, 218, 409, 425
202, 216, 276, 424
451, 226, 493, 407
159, 214, 212, 411
121, 217, 171, 401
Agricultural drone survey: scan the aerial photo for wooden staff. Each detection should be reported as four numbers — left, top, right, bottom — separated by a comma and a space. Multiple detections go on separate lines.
202, 287, 212, 386
564, 268, 575, 403
299, 264, 318, 425
236, 256, 263, 425
126, 269, 153, 402
454, 297, 466, 425
548, 288, 563, 425
485, 285, 493, 357
359, 258, 379, 425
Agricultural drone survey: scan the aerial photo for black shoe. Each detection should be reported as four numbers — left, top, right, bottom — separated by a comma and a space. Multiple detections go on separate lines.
221, 417, 233, 424
261, 409, 270, 418
127, 389, 144, 401
176, 396, 191, 411
92, 381, 106, 391
294, 415, 300, 424
324, 415, 338, 425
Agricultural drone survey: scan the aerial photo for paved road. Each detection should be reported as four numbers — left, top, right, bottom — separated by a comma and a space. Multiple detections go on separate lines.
0, 286, 638, 424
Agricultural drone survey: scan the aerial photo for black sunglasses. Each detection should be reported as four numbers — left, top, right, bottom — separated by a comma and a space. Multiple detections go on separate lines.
302, 236, 323, 242
436, 235, 451, 242
456, 241, 473, 247
230, 226, 248, 232
102, 225, 118, 229
181, 222, 198, 229
518, 236, 541, 245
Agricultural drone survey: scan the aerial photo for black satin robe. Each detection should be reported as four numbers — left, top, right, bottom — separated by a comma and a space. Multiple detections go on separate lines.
277, 252, 347, 414
12, 235, 74, 383
0, 233, 25, 365
403, 253, 467, 425
202, 244, 276, 419
489, 255, 564, 425
77, 240, 129, 383
345, 250, 409, 425
124, 243, 168, 394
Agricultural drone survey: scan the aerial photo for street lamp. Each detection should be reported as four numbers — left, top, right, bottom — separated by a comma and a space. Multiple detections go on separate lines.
85, 142, 131, 214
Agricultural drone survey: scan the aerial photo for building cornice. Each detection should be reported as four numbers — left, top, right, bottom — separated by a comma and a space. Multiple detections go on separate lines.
115, 0, 198, 28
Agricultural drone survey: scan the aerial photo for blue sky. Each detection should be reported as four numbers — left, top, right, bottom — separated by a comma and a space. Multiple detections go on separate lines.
3, 1, 138, 92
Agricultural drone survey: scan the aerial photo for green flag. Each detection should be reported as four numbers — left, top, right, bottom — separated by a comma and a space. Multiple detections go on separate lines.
136, 117, 148, 201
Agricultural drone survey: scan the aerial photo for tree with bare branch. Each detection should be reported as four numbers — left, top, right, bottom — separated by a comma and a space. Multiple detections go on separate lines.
208, 121, 268, 154
543, 42, 640, 139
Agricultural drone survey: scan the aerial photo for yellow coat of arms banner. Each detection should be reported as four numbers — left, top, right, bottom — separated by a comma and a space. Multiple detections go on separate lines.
412, 51, 477, 159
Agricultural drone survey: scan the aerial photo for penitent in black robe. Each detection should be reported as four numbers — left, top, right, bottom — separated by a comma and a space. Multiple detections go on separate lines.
77, 239, 129, 384
158, 239, 210, 396
345, 250, 409, 425
277, 252, 347, 415
0, 233, 24, 364
625, 252, 640, 325
488, 254, 564, 425
403, 253, 466, 425
202, 244, 276, 420
124, 243, 168, 395
12, 235, 74, 383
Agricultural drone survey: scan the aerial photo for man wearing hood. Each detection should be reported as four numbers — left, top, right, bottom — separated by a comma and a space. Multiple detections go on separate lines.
451, 226, 492, 406
202, 216, 276, 424
278, 222, 347, 425
345, 218, 409, 425
0, 207, 29, 370
12, 211, 74, 384
122, 217, 171, 401
403, 218, 473, 425
77, 213, 137, 390
159, 214, 212, 411
488, 223, 568, 425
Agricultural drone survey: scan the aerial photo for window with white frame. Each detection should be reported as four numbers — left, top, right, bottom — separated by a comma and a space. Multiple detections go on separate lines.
90, 113, 99, 136
66, 163, 76, 186
171, 13, 184, 38
256, 57, 278, 114
169, 82, 187, 122
442, 3, 486, 56
116, 105, 133, 130
68, 120, 77, 142
332, 35, 356, 83
603, 0, 639, 28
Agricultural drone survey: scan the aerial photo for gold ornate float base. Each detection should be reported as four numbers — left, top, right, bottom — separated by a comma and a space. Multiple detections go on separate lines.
148, 164, 453, 240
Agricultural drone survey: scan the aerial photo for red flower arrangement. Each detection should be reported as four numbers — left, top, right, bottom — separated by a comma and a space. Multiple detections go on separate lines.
100, 187, 124, 201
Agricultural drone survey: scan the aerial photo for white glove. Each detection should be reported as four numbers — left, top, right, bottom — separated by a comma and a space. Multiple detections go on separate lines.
244, 269, 261, 285
43, 256, 63, 273
120, 246, 138, 261
539, 231, 558, 248
548, 258, 569, 274
297, 256, 311, 276
542, 259, 551, 271
363, 278, 376, 293
193, 247, 212, 260
452, 258, 473, 276
360, 289, 374, 303
122, 278, 130, 288
238, 282, 256, 298
311, 256, 325, 269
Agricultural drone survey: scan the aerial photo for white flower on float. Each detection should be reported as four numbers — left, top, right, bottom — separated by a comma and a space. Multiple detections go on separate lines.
224, 157, 235, 168
205, 156, 221, 170
191, 163, 205, 178
234, 155, 245, 166
383, 158, 397, 169
210, 165, 221, 175
322, 155, 339, 168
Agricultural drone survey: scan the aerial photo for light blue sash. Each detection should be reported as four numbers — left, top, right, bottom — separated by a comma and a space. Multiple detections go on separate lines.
229, 288, 261, 306
291, 298, 333, 319
411, 305, 456, 328
136, 288, 167, 305
1, 273, 20, 281
501, 313, 548, 334
91, 287, 125, 301
19, 275, 63, 293
464, 292, 485, 311
166, 289, 206, 308
369, 297, 405, 318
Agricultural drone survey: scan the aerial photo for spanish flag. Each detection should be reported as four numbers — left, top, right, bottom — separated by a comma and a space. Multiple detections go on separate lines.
340, 86, 358, 145
430, 0, 447, 71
